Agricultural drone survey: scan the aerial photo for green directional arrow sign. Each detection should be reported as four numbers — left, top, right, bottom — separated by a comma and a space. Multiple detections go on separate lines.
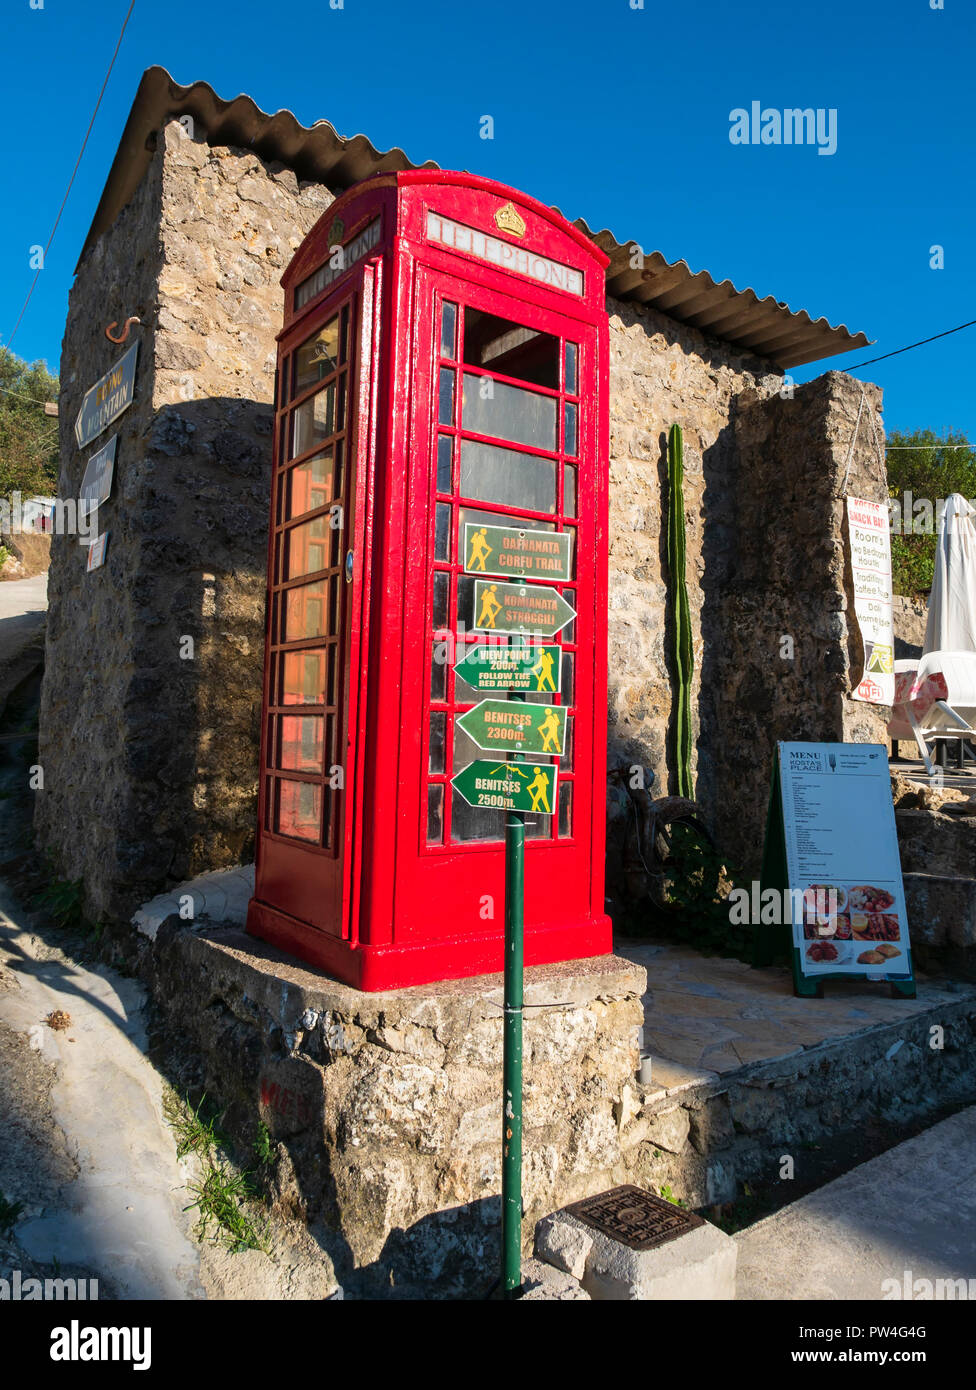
472, 580, 576, 637
457, 699, 566, 756
463, 523, 572, 582
455, 643, 562, 694
452, 759, 558, 814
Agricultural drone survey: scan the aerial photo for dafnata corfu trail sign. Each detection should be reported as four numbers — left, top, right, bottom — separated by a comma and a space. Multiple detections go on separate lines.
454, 643, 562, 694
457, 699, 566, 756
74, 342, 139, 449
463, 522, 572, 582
452, 760, 558, 814
472, 580, 575, 637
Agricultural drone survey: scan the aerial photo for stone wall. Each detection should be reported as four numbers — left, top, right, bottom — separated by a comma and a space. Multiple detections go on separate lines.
628, 981, 976, 1209
145, 924, 646, 1296
708, 373, 891, 872
36, 121, 332, 921
36, 147, 164, 919
893, 593, 927, 660
604, 300, 782, 895
139, 914, 976, 1294
897, 808, 976, 977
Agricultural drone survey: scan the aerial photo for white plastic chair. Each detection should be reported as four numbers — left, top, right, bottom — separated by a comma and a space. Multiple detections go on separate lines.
888, 651, 976, 776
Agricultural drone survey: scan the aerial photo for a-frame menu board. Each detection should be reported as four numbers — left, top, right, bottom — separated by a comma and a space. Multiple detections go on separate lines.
756, 742, 916, 998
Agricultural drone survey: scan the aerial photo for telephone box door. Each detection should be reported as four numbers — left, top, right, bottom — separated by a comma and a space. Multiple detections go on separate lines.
392, 264, 605, 955
254, 266, 379, 938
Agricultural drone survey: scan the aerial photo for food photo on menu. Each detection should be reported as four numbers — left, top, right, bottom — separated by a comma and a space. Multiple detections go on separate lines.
797, 882, 906, 973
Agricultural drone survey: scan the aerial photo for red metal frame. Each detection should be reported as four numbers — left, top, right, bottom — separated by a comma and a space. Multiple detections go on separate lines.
247, 172, 611, 990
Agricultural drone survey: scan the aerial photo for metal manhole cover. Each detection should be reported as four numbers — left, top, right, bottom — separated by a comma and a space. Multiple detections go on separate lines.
564, 1184, 705, 1251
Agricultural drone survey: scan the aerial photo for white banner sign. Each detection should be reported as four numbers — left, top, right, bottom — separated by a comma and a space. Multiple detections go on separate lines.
847, 495, 895, 705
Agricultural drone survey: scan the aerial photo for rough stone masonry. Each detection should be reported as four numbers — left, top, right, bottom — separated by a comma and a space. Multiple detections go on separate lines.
37, 122, 333, 921
145, 924, 646, 1296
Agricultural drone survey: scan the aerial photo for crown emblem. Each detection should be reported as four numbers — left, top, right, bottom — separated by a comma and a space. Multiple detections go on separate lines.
328, 216, 345, 245
494, 202, 526, 238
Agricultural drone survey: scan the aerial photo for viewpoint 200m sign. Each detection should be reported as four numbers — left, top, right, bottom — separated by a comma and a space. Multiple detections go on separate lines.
74, 342, 139, 450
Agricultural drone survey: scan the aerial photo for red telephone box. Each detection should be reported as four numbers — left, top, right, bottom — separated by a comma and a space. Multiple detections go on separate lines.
246, 171, 612, 990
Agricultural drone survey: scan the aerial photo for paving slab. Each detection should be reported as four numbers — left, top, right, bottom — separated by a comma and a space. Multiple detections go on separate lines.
619, 938, 976, 1097
735, 1106, 976, 1299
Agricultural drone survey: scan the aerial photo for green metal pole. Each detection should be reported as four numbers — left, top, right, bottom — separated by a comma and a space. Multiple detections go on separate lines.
502, 698, 525, 1299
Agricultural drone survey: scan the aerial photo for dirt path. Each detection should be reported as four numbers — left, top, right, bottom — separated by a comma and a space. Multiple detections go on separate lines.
0, 572, 47, 723
0, 884, 204, 1298
0, 882, 341, 1299
0, 572, 48, 624
0, 650, 338, 1301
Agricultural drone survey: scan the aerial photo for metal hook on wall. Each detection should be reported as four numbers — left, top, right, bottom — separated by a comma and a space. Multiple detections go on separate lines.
105, 316, 141, 344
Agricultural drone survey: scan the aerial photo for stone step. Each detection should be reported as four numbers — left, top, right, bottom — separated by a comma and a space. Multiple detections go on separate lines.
734, 1105, 976, 1299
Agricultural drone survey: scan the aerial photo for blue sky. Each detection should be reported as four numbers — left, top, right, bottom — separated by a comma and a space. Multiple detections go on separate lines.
2, 0, 973, 437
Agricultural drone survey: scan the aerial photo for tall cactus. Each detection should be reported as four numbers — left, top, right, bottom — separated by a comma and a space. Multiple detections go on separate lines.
667, 423, 694, 799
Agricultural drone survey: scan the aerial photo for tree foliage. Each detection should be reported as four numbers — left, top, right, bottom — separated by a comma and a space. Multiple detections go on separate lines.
886, 428, 976, 597
0, 346, 60, 502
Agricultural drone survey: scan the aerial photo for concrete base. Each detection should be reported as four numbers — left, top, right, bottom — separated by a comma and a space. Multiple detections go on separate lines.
534, 1208, 736, 1300
520, 1258, 591, 1300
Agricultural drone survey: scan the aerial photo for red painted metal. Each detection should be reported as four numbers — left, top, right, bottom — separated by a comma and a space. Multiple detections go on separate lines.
246, 171, 611, 990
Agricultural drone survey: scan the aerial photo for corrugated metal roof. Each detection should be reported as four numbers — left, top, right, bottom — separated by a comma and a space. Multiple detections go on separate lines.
79, 66, 871, 369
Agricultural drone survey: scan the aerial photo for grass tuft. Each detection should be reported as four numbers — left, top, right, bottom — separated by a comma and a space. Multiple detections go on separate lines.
0, 1192, 25, 1237
184, 1164, 268, 1254
32, 876, 85, 930
163, 1088, 269, 1254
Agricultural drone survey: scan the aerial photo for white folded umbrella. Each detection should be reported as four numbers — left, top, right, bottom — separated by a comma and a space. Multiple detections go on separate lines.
924, 492, 976, 655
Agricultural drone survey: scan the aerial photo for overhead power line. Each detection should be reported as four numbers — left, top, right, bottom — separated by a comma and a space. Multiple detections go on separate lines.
0, 381, 57, 408
4, 0, 136, 352
847, 317, 976, 370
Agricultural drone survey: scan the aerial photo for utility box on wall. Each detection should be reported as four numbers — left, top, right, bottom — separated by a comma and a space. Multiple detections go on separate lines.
246, 170, 612, 990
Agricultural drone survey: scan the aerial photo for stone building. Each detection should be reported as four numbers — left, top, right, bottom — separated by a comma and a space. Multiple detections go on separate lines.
38, 65, 885, 927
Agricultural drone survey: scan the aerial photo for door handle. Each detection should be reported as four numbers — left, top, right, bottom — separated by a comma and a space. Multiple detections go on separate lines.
345, 549, 354, 582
